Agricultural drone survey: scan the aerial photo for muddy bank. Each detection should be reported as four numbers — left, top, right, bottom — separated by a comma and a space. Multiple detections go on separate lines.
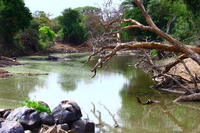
0, 56, 49, 78
0, 56, 21, 67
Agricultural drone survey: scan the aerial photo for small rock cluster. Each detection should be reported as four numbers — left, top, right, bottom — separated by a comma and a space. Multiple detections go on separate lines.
0, 99, 94, 133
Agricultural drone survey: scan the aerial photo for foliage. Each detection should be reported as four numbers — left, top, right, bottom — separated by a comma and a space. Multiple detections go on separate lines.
120, 0, 199, 44
58, 8, 87, 45
166, 0, 200, 15
58, 28, 65, 41
21, 99, 51, 114
0, 0, 32, 46
51, 17, 62, 33
33, 11, 53, 28
75, 6, 103, 38
151, 49, 157, 57
15, 28, 39, 52
147, 0, 199, 45
14, 18, 42, 53
38, 41, 50, 51
39, 26, 56, 42
120, 0, 160, 42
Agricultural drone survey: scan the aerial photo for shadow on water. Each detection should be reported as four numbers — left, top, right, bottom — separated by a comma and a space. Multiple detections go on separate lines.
1, 53, 200, 132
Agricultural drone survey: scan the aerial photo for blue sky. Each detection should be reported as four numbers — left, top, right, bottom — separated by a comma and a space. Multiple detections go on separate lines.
24, 0, 122, 18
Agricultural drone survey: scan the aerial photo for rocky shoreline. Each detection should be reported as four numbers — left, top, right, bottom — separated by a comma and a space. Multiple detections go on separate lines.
0, 99, 95, 133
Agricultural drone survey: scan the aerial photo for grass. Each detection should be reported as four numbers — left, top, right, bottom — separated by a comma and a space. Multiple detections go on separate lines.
21, 99, 51, 114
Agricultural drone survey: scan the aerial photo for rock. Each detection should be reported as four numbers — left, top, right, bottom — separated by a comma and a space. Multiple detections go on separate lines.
38, 101, 50, 109
51, 99, 82, 124
66, 50, 76, 53
6, 106, 41, 130
0, 121, 24, 133
40, 112, 55, 126
69, 119, 95, 133
45, 55, 64, 60
83, 118, 95, 133
25, 130, 32, 133
57, 123, 69, 131
0, 109, 12, 118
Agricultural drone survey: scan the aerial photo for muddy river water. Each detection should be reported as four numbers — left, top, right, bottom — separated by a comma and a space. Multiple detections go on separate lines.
1, 53, 200, 133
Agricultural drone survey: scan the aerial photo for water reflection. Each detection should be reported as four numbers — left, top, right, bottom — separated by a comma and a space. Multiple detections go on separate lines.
1, 54, 200, 132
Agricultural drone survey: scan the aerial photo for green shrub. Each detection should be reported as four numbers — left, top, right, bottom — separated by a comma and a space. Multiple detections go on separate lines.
38, 41, 51, 51
39, 26, 56, 42
21, 99, 51, 114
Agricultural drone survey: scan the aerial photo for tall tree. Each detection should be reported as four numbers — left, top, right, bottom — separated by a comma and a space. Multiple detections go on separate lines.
167, 0, 200, 15
33, 11, 53, 28
58, 8, 86, 45
0, 0, 32, 47
75, 6, 103, 38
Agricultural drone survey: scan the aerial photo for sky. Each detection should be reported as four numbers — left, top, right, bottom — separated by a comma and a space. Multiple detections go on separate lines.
24, 0, 122, 18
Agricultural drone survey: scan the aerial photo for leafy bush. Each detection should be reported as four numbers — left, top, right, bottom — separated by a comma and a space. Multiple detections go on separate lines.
39, 26, 56, 42
15, 28, 40, 53
21, 99, 51, 114
58, 8, 87, 45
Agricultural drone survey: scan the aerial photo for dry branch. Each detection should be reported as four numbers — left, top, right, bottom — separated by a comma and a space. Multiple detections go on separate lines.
136, 96, 160, 105
84, 0, 200, 95
179, 59, 199, 92
163, 54, 188, 73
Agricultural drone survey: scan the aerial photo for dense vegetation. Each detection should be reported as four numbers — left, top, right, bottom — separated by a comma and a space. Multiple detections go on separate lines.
0, 0, 199, 56
120, 0, 200, 44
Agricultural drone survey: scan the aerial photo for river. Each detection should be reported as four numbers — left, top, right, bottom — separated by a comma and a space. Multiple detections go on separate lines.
1, 53, 200, 133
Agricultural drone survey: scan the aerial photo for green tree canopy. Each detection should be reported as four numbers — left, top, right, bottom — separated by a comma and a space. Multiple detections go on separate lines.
58, 8, 87, 45
0, 0, 32, 46
167, 0, 200, 15
39, 26, 55, 41
75, 6, 103, 38
120, 0, 199, 44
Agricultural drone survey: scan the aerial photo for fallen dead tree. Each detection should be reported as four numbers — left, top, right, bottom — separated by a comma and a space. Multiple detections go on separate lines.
84, 0, 200, 101
174, 93, 200, 102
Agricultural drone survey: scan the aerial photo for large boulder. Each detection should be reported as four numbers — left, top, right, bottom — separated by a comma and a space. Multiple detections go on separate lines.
51, 99, 82, 124
57, 123, 69, 131
6, 106, 41, 130
70, 118, 95, 133
39, 112, 55, 126
0, 121, 24, 133
0, 109, 12, 118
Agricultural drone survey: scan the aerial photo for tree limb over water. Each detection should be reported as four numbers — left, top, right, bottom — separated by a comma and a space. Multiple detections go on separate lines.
84, 0, 200, 99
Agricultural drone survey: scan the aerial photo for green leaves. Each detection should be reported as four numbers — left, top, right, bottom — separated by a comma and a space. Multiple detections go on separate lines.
39, 26, 55, 41
21, 99, 51, 114
0, 0, 32, 45
58, 8, 87, 45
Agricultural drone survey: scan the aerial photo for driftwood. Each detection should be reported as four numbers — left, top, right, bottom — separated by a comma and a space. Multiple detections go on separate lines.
136, 96, 160, 105
174, 93, 200, 102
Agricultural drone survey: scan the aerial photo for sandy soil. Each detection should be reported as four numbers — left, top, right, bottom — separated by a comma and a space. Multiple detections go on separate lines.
172, 58, 200, 81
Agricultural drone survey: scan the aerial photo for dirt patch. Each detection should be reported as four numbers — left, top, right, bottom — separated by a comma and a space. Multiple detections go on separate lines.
0, 56, 21, 67
45, 42, 92, 53
171, 58, 200, 81
0, 56, 49, 78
